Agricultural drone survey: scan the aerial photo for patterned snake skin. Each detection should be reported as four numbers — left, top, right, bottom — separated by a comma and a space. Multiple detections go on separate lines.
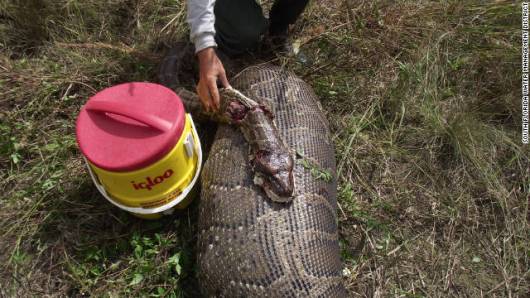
194, 65, 346, 297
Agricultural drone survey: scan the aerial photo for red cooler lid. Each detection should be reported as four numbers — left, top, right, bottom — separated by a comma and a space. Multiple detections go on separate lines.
76, 82, 185, 172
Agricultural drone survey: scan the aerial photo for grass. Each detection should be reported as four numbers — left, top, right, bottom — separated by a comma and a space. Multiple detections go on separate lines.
1, 0, 528, 297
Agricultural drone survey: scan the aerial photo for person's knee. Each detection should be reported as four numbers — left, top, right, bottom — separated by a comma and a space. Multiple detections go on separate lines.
215, 23, 264, 55
232, 26, 263, 48
214, 0, 267, 55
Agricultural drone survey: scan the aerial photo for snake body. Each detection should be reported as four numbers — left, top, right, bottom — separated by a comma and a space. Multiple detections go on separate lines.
193, 65, 345, 297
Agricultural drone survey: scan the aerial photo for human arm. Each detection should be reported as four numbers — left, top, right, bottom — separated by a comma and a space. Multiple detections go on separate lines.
196, 47, 229, 112
187, 0, 230, 112
187, 0, 217, 53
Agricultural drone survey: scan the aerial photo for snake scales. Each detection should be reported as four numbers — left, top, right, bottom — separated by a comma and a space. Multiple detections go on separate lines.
159, 53, 345, 296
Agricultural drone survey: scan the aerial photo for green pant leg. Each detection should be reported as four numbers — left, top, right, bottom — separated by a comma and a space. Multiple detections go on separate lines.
214, 0, 268, 56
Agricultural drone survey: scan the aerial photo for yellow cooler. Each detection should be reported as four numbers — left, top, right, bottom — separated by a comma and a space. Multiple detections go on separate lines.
75, 82, 202, 219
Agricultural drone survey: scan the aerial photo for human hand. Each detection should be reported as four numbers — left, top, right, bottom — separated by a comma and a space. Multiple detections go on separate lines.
196, 47, 230, 112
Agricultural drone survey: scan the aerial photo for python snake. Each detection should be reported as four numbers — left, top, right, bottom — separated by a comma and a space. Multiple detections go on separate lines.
159, 52, 345, 296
